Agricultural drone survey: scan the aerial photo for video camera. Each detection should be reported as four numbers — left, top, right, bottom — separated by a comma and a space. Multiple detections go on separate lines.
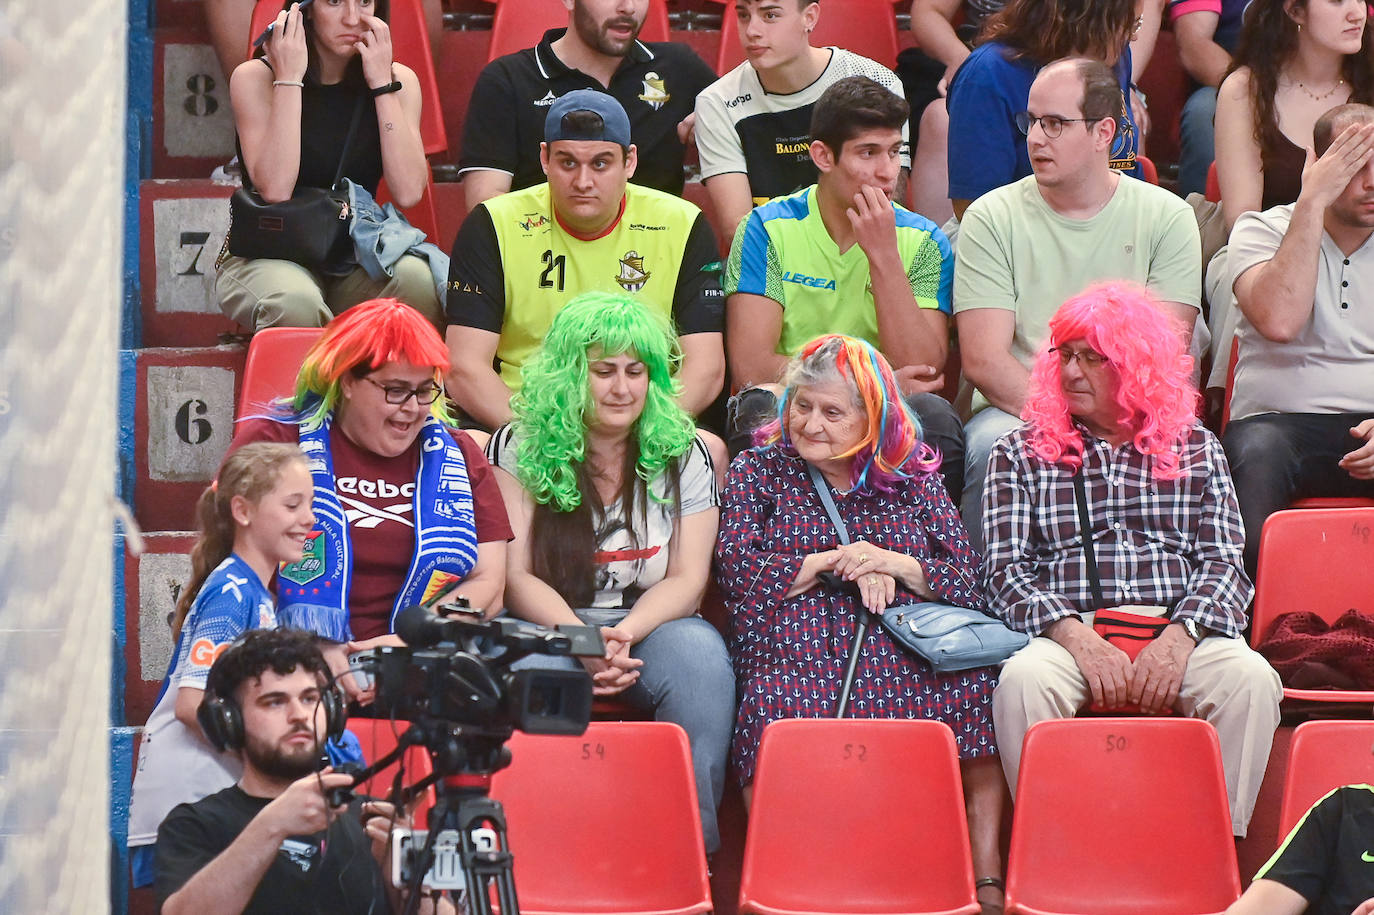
356, 603, 601, 739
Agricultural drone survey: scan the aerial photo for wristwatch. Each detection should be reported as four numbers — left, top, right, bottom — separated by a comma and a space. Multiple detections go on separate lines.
1181, 618, 1208, 645
370, 79, 403, 98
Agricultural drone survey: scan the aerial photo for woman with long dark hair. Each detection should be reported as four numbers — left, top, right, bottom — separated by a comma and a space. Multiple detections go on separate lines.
217, 0, 441, 331
487, 292, 734, 856
1215, 0, 1371, 229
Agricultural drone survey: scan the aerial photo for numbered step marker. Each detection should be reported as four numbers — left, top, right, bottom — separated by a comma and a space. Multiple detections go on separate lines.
139, 179, 240, 345
154, 30, 236, 176
121, 532, 196, 726
133, 345, 247, 531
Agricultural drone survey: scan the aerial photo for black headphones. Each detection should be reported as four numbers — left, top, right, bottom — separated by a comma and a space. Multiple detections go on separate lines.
197, 651, 347, 753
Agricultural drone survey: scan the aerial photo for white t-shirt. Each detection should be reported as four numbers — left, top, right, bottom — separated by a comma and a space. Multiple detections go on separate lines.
695, 48, 910, 205
487, 427, 718, 612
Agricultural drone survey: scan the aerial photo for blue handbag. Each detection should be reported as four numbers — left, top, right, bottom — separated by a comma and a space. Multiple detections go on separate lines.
806, 462, 1027, 675
879, 601, 1028, 673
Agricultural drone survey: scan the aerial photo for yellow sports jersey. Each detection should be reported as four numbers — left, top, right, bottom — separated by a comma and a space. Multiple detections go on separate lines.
446, 182, 723, 392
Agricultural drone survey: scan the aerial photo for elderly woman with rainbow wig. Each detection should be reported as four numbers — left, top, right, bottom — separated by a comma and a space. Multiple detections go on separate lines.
486, 291, 735, 855
717, 333, 1005, 909
228, 298, 512, 680
984, 283, 1280, 840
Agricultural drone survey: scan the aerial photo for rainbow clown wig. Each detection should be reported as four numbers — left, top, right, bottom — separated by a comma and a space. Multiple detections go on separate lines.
760, 334, 940, 493
511, 292, 697, 513
286, 298, 452, 430
1023, 282, 1197, 480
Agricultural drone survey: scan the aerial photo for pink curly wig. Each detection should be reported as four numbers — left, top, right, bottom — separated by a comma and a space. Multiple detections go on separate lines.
759, 334, 940, 492
1022, 283, 1198, 480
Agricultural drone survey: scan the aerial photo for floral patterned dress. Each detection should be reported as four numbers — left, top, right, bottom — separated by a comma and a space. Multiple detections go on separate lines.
717, 447, 999, 783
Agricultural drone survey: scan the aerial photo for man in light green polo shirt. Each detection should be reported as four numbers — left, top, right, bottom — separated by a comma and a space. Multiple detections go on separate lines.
955, 57, 1201, 550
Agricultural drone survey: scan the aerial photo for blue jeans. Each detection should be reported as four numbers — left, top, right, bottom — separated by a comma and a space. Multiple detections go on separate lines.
961, 406, 1023, 554
1178, 86, 1219, 198
511, 615, 735, 854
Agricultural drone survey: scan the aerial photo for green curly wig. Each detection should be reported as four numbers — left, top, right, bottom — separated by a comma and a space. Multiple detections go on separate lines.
511, 292, 697, 512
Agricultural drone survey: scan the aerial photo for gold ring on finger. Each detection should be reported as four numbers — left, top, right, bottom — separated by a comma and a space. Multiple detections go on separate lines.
859, 553, 869, 564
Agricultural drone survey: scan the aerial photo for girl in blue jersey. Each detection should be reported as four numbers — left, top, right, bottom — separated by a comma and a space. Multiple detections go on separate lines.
128, 442, 316, 887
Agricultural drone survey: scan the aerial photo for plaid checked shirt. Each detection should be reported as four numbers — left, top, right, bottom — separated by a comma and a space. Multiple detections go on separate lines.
982, 422, 1252, 639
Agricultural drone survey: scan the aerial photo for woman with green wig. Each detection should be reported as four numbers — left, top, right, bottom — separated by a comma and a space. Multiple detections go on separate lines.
486, 291, 735, 855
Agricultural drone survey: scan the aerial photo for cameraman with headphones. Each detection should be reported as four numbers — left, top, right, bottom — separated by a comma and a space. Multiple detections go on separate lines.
156, 629, 442, 914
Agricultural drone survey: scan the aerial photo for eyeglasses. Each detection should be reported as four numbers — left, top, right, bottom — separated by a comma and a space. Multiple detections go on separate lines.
1015, 111, 1106, 139
1049, 346, 1110, 368
363, 376, 443, 405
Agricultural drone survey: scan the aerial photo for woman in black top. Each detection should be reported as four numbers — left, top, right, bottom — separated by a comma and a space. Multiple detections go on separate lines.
217, 0, 441, 331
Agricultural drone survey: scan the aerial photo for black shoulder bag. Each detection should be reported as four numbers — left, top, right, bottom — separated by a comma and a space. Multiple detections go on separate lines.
225, 94, 365, 267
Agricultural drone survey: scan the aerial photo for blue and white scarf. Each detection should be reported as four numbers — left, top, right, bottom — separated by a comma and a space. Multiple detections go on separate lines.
276, 415, 479, 641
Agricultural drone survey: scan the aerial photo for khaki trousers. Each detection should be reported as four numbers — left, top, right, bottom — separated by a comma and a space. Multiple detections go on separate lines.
992, 626, 1282, 836
216, 254, 443, 332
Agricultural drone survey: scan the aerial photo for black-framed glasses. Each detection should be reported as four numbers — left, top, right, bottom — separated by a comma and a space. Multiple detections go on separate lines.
363, 376, 443, 405
1014, 110, 1105, 139
1049, 346, 1110, 368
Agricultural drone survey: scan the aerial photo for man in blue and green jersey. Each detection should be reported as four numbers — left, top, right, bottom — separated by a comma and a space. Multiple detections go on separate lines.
722, 75, 961, 494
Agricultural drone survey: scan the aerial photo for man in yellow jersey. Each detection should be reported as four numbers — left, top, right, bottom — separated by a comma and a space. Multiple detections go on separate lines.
445, 90, 725, 431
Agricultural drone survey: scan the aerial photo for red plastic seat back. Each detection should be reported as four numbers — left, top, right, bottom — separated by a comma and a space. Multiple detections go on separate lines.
1005, 718, 1240, 914
1280, 721, 1374, 836
1138, 154, 1159, 185
739, 719, 978, 915
487, 0, 671, 62
349, 718, 435, 826
717, 0, 899, 74
1205, 160, 1221, 202
249, 0, 447, 154
375, 174, 441, 243
490, 723, 711, 915
1251, 507, 1374, 647
237, 327, 324, 418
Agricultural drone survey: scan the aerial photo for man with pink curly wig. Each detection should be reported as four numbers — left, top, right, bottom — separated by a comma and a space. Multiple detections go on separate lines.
983, 283, 1281, 839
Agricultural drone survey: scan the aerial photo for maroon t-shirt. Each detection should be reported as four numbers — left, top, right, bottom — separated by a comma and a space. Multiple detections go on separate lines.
230, 418, 513, 640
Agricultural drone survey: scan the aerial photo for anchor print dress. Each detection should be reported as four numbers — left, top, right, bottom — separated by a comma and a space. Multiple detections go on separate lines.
717, 447, 999, 783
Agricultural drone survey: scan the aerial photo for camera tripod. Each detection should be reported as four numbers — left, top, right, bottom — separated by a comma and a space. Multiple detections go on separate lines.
345, 722, 523, 915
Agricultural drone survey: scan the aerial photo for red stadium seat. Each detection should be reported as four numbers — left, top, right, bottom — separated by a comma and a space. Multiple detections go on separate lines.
349, 718, 435, 826
1279, 721, 1374, 836
487, 0, 671, 62
1250, 507, 1374, 706
249, 0, 448, 154
1138, 154, 1159, 185
237, 326, 323, 418
490, 723, 712, 915
738, 719, 979, 915
1205, 160, 1221, 203
376, 173, 441, 243
716, 0, 900, 74
1005, 718, 1240, 914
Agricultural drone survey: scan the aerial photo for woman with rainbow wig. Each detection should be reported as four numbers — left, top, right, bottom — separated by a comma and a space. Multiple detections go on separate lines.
227, 298, 512, 695
486, 291, 734, 855
717, 334, 1005, 905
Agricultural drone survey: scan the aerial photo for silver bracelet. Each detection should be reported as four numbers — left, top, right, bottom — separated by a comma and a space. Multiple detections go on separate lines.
272, 79, 304, 88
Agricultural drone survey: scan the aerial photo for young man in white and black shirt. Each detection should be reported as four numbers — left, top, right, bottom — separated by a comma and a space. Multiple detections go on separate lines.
694, 0, 910, 237
458, 0, 716, 211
